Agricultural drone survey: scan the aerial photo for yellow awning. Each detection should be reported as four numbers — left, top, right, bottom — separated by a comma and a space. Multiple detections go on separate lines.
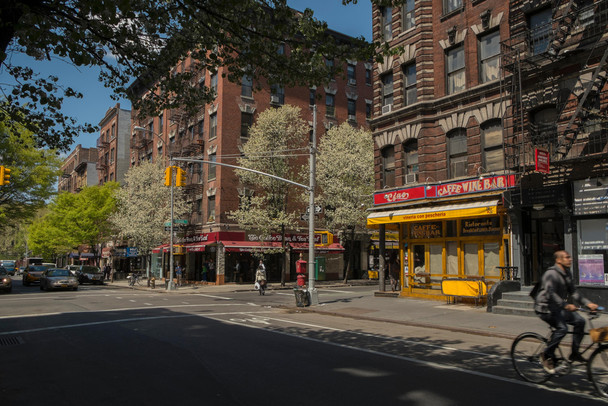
367, 200, 499, 226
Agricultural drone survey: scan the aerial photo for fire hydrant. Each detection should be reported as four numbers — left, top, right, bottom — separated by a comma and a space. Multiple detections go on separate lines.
150, 277, 155, 289
296, 255, 307, 288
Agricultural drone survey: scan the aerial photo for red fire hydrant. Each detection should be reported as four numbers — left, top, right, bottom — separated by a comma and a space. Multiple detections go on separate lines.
296, 255, 307, 287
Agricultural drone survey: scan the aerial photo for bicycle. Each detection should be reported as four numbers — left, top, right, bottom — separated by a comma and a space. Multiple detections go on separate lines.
511, 306, 608, 397
127, 272, 142, 287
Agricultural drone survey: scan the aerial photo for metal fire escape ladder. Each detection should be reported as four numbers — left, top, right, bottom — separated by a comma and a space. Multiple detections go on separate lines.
556, 45, 608, 158
548, 0, 581, 57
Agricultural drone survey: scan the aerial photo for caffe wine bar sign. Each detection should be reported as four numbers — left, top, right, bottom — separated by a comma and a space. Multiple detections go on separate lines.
374, 174, 516, 206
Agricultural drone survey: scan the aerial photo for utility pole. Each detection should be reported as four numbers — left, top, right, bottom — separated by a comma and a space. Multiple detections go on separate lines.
308, 105, 318, 305
168, 162, 175, 290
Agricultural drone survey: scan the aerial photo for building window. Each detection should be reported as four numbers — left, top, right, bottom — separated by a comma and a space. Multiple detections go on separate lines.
347, 64, 356, 84
447, 45, 465, 94
326, 58, 335, 80
531, 107, 558, 147
309, 89, 316, 106
403, 63, 417, 106
148, 121, 154, 136
271, 84, 284, 104
381, 6, 392, 41
110, 147, 115, 164
210, 72, 218, 95
382, 72, 393, 106
347, 99, 356, 119
382, 145, 395, 188
158, 145, 163, 157
402, 0, 415, 31
447, 129, 467, 178
207, 196, 215, 223
481, 120, 504, 172
365, 67, 372, 85
443, 0, 462, 15
111, 124, 115, 139
159, 113, 163, 132
241, 75, 253, 98
529, 8, 552, 55
366, 102, 372, 119
480, 31, 500, 83
209, 113, 217, 139
241, 112, 253, 139
402, 139, 418, 177
197, 119, 204, 135
325, 94, 335, 117
208, 153, 216, 180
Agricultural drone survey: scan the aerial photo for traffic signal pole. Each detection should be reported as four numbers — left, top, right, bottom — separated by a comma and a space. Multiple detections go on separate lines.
168, 163, 175, 291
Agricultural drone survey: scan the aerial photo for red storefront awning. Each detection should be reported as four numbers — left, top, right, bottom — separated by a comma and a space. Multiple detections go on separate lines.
221, 241, 284, 252
184, 242, 211, 252
152, 244, 170, 254
289, 242, 345, 253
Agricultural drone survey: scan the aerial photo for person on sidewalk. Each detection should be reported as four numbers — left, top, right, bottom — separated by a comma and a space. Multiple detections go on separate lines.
255, 260, 267, 295
175, 264, 183, 287
535, 250, 599, 373
388, 253, 400, 292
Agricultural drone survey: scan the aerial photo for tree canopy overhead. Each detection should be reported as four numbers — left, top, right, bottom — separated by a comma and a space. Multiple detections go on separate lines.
1, 0, 380, 151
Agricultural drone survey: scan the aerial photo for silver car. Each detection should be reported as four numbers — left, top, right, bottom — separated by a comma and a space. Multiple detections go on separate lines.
40, 268, 79, 291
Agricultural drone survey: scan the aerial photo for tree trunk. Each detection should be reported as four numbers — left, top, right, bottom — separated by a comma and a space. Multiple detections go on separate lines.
342, 227, 356, 283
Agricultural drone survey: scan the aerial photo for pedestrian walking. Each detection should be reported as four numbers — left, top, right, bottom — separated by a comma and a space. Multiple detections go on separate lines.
175, 264, 183, 286
103, 264, 111, 280
255, 259, 267, 295
201, 262, 208, 282
388, 253, 400, 292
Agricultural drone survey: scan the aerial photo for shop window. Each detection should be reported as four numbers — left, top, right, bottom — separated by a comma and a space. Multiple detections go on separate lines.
484, 242, 500, 278
479, 30, 500, 83
413, 245, 428, 284
446, 221, 457, 237
447, 45, 465, 94
381, 145, 395, 188
447, 129, 467, 178
464, 243, 478, 276
430, 244, 443, 280
481, 120, 504, 171
447, 241, 458, 275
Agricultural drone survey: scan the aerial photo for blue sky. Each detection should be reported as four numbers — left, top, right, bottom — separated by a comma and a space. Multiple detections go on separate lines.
3, 1, 372, 151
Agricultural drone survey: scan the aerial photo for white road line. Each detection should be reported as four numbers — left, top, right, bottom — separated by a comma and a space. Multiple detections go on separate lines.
319, 289, 357, 294
144, 303, 153, 306
191, 293, 233, 300
129, 300, 136, 303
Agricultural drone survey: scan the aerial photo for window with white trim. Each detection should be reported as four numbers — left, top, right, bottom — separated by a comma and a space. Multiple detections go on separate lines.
480, 31, 500, 83
447, 129, 467, 178
447, 45, 465, 94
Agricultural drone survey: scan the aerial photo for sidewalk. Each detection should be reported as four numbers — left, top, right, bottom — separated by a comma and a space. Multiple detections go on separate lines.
107, 278, 550, 340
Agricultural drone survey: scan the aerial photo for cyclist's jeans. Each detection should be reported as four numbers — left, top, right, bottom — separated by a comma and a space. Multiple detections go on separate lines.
539, 309, 585, 358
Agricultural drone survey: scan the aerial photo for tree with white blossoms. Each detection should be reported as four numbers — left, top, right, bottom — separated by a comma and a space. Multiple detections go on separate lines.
230, 105, 309, 285
315, 122, 374, 283
110, 160, 190, 275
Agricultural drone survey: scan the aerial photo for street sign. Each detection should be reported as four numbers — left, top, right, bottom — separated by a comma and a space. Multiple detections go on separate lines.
300, 213, 309, 222
174, 219, 188, 224
306, 205, 323, 214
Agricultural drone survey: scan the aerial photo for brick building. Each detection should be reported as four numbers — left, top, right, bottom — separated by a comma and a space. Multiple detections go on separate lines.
96, 103, 132, 185
58, 145, 98, 193
129, 32, 374, 284
367, 0, 608, 304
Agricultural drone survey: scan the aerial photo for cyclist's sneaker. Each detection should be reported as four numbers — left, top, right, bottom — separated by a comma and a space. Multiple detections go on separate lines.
568, 352, 586, 363
540, 353, 555, 374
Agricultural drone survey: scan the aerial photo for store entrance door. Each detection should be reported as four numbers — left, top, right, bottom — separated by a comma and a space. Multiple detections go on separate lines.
526, 209, 564, 285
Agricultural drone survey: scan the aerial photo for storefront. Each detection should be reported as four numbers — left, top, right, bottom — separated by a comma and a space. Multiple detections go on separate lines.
368, 174, 516, 299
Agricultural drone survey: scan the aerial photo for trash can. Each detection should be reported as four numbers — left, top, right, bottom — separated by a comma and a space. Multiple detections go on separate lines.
294, 288, 311, 307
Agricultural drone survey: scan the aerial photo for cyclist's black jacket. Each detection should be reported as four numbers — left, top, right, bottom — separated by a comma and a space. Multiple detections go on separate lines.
534, 265, 591, 314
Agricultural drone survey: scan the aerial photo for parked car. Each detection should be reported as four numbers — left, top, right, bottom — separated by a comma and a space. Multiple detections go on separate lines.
40, 268, 78, 291
68, 265, 104, 285
0, 267, 12, 293
0, 260, 16, 276
22, 264, 53, 286
17, 266, 25, 275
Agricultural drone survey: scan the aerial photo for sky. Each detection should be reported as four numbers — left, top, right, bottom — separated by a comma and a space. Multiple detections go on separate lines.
3, 1, 373, 151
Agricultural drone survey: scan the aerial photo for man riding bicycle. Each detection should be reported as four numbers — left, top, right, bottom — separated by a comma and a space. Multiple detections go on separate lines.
535, 250, 599, 373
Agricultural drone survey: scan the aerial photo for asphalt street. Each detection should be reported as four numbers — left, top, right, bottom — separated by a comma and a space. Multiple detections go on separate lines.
0, 277, 606, 405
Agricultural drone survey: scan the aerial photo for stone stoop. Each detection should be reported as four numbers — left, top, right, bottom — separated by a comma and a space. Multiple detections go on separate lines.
492, 287, 536, 317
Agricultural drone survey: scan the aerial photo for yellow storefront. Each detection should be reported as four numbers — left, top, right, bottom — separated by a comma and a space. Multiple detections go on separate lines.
368, 175, 516, 299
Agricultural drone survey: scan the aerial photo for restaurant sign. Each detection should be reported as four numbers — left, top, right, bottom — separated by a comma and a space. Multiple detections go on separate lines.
374, 174, 516, 206
461, 217, 501, 236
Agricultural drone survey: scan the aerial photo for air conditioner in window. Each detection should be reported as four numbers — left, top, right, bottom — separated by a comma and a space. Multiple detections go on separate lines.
404, 173, 418, 184
381, 104, 392, 115
348, 78, 356, 86
348, 114, 356, 121
270, 95, 280, 104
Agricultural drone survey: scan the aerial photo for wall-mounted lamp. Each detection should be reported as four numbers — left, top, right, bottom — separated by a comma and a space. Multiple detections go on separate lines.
477, 166, 486, 180
425, 176, 436, 191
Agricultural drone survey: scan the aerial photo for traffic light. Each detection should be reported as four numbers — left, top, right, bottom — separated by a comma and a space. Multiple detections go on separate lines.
175, 167, 187, 187
164, 166, 172, 186
314, 231, 333, 247
0, 166, 9, 186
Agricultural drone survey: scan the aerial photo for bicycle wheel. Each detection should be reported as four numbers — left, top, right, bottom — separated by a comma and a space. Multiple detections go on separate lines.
588, 345, 608, 398
511, 332, 552, 383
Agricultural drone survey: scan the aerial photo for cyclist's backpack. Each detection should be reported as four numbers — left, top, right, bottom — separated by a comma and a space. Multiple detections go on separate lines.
529, 281, 541, 300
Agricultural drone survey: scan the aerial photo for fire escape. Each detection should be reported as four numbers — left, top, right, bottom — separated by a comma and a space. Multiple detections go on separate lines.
500, 0, 608, 185
96, 136, 110, 174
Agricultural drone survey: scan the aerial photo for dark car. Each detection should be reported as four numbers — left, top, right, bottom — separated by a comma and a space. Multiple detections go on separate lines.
23, 264, 53, 286
40, 268, 78, 291
0, 267, 12, 293
69, 265, 104, 285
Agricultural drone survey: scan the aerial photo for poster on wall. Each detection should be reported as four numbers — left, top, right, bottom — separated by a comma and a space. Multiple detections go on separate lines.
578, 254, 605, 286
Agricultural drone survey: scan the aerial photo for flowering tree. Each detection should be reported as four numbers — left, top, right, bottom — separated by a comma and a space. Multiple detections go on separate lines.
315, 122, 374, 282
110, 160, 190, 263
230, 105, 309, 285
